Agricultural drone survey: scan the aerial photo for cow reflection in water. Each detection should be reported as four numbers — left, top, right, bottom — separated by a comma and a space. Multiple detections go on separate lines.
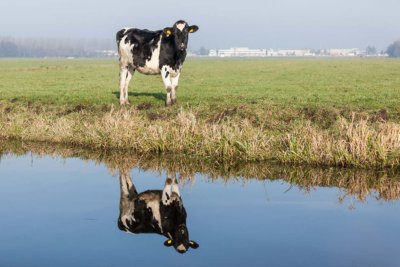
118, 171, 199, 253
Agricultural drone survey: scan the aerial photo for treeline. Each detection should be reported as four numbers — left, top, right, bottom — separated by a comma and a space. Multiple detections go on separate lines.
387, 40, 400, 58
0, 37, 115, 58
2, 35, 400, 58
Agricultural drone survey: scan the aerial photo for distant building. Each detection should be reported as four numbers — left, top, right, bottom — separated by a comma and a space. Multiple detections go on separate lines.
327, 48, 361, 57
209, 49, 218, 57
267, 49, 315, 57
94, 50, 118, 57
187, 51, 199, 57
209, 47, 267, 57
208, 47, 381, 58
209, 47, 316, 57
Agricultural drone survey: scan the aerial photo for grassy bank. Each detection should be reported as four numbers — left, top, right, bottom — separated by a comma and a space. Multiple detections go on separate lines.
1, 58, 400, 169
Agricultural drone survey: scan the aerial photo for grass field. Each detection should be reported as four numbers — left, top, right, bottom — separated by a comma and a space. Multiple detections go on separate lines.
0, 58, 400, 168
1, 58, 400, 111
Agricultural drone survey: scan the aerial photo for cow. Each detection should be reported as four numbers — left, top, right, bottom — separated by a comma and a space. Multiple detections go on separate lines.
116, 20, 199, 106
117, 170, 199, 253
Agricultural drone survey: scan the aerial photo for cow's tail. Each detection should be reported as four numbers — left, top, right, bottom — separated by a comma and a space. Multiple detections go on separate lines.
116, 29, 126, 52
116, 29, 125, 43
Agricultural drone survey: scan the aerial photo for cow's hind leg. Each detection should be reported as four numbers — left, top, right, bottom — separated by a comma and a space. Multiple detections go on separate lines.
124, 66, 134, 104
162, 171, 179, 205
119, 170, 138, 199
119, 65, 134, 105
118, 170, 138, 229
119, 66, 128, 105
170, 173, 180, 197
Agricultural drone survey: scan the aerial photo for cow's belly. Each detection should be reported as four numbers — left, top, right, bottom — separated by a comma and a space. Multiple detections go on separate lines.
135, 38, 162, 75
136, 65, 161, 75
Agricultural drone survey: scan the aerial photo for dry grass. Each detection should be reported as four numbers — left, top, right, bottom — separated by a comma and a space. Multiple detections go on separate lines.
1, 106, 400, 169
280, 115, 400, 167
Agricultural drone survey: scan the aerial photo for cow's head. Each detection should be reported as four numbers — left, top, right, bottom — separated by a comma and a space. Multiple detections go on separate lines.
164, 224, 199, 253
163, 20, 199, 52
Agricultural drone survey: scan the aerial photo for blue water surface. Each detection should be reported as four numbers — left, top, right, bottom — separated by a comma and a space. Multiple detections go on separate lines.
0, 154, 399, 267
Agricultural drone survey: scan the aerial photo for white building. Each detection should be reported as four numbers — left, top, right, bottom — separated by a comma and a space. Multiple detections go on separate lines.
267, 49, 315, 57
94, 50, 118, 57
208, 47, 367, 57
327, 48, 362, 57
209, 47, 267, 57
208, 49, 218, 57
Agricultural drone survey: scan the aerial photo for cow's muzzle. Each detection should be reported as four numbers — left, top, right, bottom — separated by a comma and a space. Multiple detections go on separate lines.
179, 43, 186, 51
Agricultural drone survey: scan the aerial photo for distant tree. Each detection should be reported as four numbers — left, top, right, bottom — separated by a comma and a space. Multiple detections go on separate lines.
0, 36, 116, 58
366, 45, 377, 55
0, 40, 18, 57
386, 40, 400, 58
198, 46, 209, 56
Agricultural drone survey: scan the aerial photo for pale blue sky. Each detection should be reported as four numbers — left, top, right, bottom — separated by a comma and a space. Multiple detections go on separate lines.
1, 0, 399, 50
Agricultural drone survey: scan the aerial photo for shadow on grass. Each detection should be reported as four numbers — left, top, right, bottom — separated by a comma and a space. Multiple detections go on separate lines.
112, 91, 165, 102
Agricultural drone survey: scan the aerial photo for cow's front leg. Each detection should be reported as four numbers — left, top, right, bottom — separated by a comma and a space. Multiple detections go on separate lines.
170, 73, 180, 105
161, 67, 173, 106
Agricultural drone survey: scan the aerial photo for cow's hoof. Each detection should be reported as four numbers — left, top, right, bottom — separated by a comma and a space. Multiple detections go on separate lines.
165, 100, 172, 107
171, 98, 177, 104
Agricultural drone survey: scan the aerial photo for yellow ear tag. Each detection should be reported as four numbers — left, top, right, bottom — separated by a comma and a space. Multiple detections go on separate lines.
166, 30, 172, 36
167, 240, 173, 244
189, 28, 194, 33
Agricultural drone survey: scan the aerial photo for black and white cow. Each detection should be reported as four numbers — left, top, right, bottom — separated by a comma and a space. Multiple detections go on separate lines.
118, 170, 199, 253
116, 20, 199, 106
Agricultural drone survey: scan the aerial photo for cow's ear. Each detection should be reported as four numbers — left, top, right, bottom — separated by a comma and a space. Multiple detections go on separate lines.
188, 240, 199, 249
188, 25, 199, 33
163, 27, 173, 36
164, 239, 174, 247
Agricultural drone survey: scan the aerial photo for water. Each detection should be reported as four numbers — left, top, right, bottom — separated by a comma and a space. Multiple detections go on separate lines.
0, 146, 400, 267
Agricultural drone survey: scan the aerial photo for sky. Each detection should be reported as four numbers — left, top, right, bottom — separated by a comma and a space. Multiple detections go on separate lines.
1, 0, 399, 50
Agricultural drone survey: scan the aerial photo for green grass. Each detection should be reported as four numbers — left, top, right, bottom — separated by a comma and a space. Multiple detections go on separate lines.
1, 58, 400, 114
